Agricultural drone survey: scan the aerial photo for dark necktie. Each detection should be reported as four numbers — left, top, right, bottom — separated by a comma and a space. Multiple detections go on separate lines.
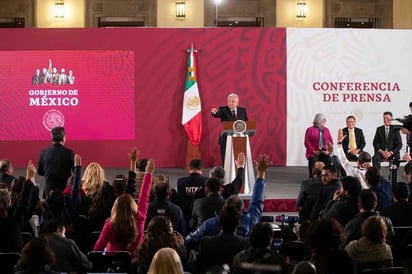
232, 110, 237, 120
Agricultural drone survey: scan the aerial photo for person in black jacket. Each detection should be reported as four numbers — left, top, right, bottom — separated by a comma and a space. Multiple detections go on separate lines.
211, 93, 248, 165
37, 127, 74, 198
146, 175, 187, 236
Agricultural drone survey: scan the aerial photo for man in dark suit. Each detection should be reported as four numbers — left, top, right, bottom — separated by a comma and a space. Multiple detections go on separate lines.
341, 115, 366, 161
190, 176, 225, 229
211, 93, 248, 165
38, 126, 75, 198
372, 111, 403, 168
197, 206, 250, 273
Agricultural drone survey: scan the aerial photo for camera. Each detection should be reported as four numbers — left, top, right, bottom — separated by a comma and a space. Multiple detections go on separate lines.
275, 215, 299, 224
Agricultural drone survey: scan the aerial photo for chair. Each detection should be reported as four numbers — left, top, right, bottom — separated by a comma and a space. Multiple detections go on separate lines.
87, 250, 131, 273
0, 252, 21, 274
20, 232, 32, 246
362, 267, 405, 274
89, 230, 101, 251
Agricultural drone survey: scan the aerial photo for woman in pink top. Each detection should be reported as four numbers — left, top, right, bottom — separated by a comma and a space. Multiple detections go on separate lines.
93, 147, 154, 256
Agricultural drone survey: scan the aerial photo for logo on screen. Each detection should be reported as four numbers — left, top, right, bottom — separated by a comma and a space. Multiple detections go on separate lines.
32, 59, 75, 85
43, 109, 65, 131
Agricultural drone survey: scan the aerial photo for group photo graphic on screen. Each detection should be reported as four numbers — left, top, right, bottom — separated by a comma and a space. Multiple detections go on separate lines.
0, 50, 135, 141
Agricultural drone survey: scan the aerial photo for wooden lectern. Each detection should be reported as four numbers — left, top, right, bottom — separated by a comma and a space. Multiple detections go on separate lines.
222, 121, 256, 194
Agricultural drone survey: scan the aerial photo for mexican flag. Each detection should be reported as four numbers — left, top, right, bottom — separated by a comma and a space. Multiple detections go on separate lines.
182, 46, 202, 146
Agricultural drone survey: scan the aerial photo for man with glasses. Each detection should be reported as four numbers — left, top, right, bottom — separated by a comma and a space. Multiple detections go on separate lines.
310, 165, 341, 220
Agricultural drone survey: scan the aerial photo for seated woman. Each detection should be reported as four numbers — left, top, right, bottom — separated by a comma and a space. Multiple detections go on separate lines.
344, 215, 393, 272
137, 216, 186, 273
93, 147, 154, 256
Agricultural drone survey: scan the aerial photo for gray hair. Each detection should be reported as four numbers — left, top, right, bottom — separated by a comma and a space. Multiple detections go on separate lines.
227, 93, 239, 100
313, 113, 326, 126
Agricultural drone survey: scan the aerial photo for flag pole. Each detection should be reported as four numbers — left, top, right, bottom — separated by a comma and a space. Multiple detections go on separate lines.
183, 44, 201, 169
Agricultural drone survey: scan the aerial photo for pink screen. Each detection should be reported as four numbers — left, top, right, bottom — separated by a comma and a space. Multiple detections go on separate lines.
0, 50, 135, 140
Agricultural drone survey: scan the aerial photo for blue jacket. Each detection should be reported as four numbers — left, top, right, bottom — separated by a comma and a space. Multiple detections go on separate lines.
185, 177, 265, 251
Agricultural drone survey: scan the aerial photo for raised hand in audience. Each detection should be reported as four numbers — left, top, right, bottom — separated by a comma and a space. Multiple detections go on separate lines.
129, 147, 140, 172
74, 154, 81, 167
255, 154, 270, 179
235, 152, 246, 168
26, 160, 36, 182
146, 159, 155, 174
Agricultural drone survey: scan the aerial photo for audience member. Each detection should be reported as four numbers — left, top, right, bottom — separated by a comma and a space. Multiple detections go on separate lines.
310, 165, 341, 221
0, 161, 37, 253
345, 216, 393, 272
341, 115, 366, 161
14, 237, 58, 274
137, 216, 186, 273
185, 154, 269, 251
344, 189, 394, 246
190, 176, 225, 229
0, 159, 16, 188
112, 174, 127, 197
146, 175, 187, 236
322, 176, 361, 227
232, 222, 291, 274
306, 217, 355, 274
93, 147, 154, 256
199, 152, 246, 199
381, 182, 412, 226
80, 161, 116, 232
365, 167, 392, 212
279, 221, 311, 266
292, 261, 317, 274
176, 159, 207, 224
372, 111, 402, 168
147, 247, 185, 274
297, 161, 324, 223
197, 206, 250, 273
304, 113, 333, 177
403, 162, 412, 202
335, 129, 372, 188
40, 219, 92, 273
37, 126, 75, 197
135, 158, 148, 200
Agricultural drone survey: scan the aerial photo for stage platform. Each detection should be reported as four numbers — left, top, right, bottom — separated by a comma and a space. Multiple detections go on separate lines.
20, 165, 407, 214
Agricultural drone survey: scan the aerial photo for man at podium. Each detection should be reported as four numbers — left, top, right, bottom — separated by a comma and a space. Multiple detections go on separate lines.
211, 93, 248, 165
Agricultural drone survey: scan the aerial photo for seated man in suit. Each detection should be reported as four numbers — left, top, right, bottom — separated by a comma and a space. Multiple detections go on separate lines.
211, 93, 248, 165
341, 115, 366, 161
372, 111, 402, 168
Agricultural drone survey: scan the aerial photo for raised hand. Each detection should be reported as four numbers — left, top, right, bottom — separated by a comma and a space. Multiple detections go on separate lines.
145, 159, 155, 174
235, 152, 246, 167
74, 154, 82, 167
254, 154, 271, 179
26, 160, 37, 181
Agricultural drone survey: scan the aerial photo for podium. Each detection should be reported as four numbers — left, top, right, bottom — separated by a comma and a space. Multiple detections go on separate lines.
222, 121, 256, 194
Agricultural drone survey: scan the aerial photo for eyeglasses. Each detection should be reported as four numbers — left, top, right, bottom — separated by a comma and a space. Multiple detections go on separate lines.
320, 173, 332, 177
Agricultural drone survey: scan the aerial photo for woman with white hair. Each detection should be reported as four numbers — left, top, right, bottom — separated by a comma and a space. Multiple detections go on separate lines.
304, 113, 334, 178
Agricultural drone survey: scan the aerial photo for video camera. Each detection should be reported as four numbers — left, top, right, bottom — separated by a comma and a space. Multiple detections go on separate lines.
275, 214, 299, 224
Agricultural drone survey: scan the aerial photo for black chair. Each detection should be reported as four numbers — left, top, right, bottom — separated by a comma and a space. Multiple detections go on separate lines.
0, 252, 21, 274
20, 232, 32, 246
89, 230, 101, 251
87, 251, 131, 273
362, 267, 405, 274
